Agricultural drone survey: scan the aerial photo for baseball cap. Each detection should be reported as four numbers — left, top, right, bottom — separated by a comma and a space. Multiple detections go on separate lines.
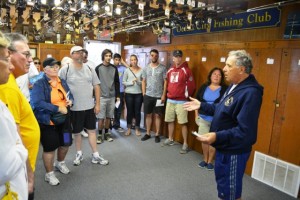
173, 50, 183, 57
43, 57, 61, 68
70, 46, 84, 55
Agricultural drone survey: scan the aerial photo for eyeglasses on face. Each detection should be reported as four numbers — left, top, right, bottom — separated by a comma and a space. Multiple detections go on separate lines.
73, 51, 84, 54
34, 62, 41, 65
9, 48, 32, 59
46, 65, 60, 69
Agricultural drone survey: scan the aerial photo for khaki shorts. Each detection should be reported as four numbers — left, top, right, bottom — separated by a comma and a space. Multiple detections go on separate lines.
195, 117, 211, 135
164, 102, 188, 124
96, 97, 115, 119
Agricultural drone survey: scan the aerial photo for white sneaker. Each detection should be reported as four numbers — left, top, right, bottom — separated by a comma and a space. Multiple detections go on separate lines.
117, 127, 125, 133
91, 154, 109, 165
55, 161, 70, 174
80, 130, 88, 138
73, 153, 83, 166
45, 171, 60, 186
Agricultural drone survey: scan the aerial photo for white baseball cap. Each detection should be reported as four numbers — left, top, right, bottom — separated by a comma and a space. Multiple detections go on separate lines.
70, 46, 83, 55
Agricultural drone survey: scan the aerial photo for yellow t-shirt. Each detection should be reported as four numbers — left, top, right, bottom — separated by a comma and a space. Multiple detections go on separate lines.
0, 74, 40, 171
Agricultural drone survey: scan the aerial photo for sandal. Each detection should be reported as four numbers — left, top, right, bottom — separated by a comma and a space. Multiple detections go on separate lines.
135, 130, 141, 136
125, 130, 131, 136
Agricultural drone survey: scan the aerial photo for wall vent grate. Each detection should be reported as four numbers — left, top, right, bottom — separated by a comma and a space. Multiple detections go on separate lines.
252, 151, 300, 198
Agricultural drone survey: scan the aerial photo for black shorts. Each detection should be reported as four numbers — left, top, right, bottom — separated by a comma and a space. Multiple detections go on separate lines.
40, 124, 67, 152
71, 108, 96, 133
143, 95, 165, 115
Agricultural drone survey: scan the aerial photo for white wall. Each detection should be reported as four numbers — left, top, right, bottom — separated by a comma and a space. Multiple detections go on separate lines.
84, 40, 121, 66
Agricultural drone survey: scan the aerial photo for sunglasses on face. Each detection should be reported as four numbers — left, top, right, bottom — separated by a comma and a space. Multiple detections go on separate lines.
34, 62, 41, 65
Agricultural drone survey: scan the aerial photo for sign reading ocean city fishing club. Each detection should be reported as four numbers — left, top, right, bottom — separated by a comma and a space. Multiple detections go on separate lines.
173, 7, 281, 36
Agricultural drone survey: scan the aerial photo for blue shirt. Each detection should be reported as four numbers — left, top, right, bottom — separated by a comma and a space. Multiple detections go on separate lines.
116, 65, 126, 93
199, 87, 221, 122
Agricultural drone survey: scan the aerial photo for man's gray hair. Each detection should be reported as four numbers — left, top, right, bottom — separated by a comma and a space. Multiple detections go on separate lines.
4, 33, 28, 51
228, 50, 253, 74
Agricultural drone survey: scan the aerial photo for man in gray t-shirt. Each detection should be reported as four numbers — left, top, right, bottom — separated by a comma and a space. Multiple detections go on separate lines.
95, 49, 120, 144
59, 46, 109, 166
141, 49, 167, 143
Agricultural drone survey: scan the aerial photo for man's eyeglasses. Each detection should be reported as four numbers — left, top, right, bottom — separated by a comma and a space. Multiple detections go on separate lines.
9, 48, 32, 59
34, 62, 41, 65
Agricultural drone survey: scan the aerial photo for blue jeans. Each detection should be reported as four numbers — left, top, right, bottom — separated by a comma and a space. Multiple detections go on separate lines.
113, 92, 124, 128
125, 93, 143, 128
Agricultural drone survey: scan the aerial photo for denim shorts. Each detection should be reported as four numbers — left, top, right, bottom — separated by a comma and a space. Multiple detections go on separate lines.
215, 151, 251, 200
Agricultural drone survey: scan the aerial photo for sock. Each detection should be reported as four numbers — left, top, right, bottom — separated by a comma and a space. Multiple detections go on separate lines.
57, 160, 65, 164
93, 152, 99, 157
77, 150, 82, 155
105, 128, 108, 133
98, 129, 102, 135
46, 171, 54, 175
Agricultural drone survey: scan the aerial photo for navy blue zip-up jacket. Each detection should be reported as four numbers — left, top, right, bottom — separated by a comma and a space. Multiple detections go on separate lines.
200, 74, 263, 154
31, 74, 74, 125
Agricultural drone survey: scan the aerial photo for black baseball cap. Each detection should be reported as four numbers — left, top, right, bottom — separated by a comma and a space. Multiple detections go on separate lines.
43, 57, 61, 68
173, 50, 183, 57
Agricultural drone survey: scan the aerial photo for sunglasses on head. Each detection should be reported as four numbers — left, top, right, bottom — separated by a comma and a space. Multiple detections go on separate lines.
34, 62, 41, 65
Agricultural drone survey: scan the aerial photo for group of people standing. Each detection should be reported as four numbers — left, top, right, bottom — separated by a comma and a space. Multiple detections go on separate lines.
0, 30, 264, 200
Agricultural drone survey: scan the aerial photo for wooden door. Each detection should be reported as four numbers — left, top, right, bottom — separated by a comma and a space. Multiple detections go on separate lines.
245, 48, 282, 174
277, 49, 300, 165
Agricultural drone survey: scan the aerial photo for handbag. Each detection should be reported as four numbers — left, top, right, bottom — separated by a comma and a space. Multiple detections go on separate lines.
1, 182, 18, 200
50, 112, 67, 125
60, 107, 73, 146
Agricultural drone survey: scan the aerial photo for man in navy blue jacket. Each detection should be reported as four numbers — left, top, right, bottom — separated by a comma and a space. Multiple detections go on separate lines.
184, 50, 263, 200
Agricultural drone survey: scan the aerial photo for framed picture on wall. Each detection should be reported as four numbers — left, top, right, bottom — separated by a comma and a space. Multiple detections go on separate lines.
157, 27, 171, 44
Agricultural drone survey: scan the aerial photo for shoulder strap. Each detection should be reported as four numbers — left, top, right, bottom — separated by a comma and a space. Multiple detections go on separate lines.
128, 67, 137, 78
65, 64, 70, 81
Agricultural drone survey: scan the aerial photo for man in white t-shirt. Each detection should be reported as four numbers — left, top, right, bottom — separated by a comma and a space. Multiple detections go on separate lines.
78, 49, 97, 138
59, 46, 109, 166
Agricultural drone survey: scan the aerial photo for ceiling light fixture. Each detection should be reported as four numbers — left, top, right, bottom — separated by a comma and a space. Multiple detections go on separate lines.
27, 0, 34, 6
115, 5, 121, 15
93, 1, 99, 11
54, 0, 60, 6
105, 0, 113, 16
8, 0, 17, 4
81, 1, 86, 8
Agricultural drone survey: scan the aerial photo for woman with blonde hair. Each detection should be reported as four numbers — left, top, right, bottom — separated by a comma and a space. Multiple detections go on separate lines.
122, 54, 143, 136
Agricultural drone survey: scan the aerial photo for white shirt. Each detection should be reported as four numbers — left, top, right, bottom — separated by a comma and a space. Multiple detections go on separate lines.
0, 100, 28, 200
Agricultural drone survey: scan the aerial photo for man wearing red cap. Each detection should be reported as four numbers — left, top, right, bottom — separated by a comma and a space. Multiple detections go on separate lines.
162, 50, 195, 154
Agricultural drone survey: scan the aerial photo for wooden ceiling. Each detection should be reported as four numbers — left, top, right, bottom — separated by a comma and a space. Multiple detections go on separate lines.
0, 0, 298, 42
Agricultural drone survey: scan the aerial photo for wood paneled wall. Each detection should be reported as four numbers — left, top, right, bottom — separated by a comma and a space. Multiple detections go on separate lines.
124, 40, 300, 174
29, 43, 74, 66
